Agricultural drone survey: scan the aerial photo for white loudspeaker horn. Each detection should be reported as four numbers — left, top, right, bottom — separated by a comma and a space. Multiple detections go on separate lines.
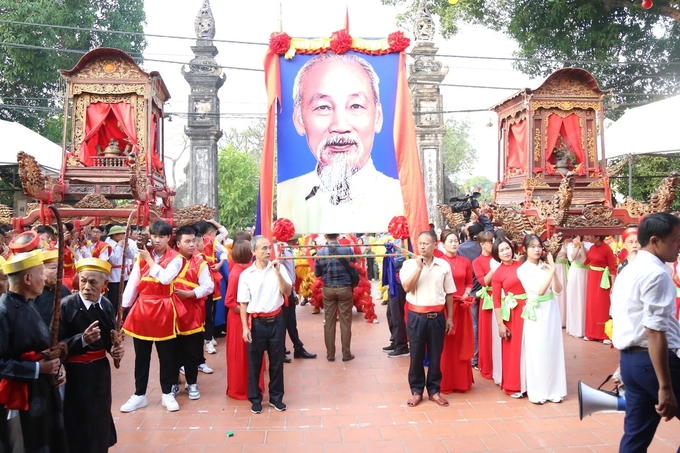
578, 380, 625, 420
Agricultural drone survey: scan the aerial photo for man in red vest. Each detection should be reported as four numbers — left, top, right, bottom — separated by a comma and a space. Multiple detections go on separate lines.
88, 226, 111, 261
195, 220, 228, 355
171, 226, 214, 400
120, 221, 185, 413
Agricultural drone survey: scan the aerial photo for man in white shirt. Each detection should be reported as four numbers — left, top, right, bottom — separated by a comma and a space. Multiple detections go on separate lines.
399, 230, 455, 408
237, 236, 292, 414
105, 225, 137, 312
120, 221, 185, 413
277, 52, 404, 234
611, 212, 680, 452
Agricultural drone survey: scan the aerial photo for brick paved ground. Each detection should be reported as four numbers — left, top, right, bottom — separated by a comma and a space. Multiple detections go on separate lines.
109, 289, 680, 453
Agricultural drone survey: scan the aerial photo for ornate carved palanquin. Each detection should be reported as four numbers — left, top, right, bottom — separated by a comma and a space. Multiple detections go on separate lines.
492, 68, 609, 208
59, 48, 171, 202
488, 68, 644, 236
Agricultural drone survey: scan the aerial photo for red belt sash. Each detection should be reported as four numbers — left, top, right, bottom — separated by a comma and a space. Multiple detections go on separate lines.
407, 302, 444, 314
65, 349, 106, 364
0, 351, 43, 411
248, 306, 283, 329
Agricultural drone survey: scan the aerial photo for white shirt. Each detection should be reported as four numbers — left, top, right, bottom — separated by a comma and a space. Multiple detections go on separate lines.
190, 260, 215, 299
122, 250, 184, 308
399, 257, 456, 307
105, 237, 137, 282
237, 262, 292, 313
87, 241, 110, 261
277, 159, 404, 234
611, 250, 680, 350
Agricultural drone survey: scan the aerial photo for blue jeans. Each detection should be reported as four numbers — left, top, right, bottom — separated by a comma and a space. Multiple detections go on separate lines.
619, 348, 680, 452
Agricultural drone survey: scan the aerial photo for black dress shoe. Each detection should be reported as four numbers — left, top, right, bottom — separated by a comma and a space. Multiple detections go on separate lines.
342, 354, 356, 362
283, 356, 292, 363
294, 350, 317, 359
327, 356, 335, 362
285, 349, 291, 355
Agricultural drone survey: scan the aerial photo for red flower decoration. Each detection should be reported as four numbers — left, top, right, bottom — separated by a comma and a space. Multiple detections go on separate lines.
273, 218, 295, 242
388, 215, 410, 240
269, 32, 292, 55
330, 29, 353, 54
388, 31, 410, 52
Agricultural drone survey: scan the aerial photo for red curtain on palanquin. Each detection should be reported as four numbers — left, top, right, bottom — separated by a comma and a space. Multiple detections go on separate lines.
545, 113, 586, 175
506, 119, 527, 173
79, 103, 138, 166
150, 113, 162, 171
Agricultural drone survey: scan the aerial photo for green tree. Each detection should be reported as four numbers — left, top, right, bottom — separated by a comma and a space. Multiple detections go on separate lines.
0, 0, 147, 138
217, 144, 260, 231
219, 119, 265, 162
609, 154, 680, 211
461, 175, 494, 202
442, 117, 477, 178
384, 0, 680, 119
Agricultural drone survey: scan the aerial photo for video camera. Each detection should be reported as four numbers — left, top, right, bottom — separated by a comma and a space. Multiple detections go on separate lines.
449, 192, 482, 223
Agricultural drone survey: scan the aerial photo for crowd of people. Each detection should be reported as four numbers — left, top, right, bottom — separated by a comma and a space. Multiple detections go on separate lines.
2, 211, 680, 451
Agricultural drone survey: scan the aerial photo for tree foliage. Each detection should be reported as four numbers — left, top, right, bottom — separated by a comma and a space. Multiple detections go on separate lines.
442, 117, 477, 178
384, 0, 680, 119
217, 143, 260, 231
461, 175, 494, 202
219, 119, 265, 162
0, 0, 147, 140
609, 154, 680, 212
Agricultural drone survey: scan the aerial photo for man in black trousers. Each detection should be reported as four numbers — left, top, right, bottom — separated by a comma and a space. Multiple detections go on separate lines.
279, 239, 316, 362
238, 236, 292, 414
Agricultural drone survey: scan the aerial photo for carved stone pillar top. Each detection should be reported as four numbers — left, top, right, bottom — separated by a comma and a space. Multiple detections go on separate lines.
195, 0, 216, 41
414, 0, 435, 42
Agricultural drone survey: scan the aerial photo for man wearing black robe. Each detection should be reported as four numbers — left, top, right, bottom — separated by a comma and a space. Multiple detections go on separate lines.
59, 257, 123, 453
33, 250, 71, 327
0, 250, 67, 453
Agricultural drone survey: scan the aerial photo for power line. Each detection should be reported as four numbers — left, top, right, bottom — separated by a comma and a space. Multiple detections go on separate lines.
0, 19, 268, 47
0, 41, 265, 72
2, 19, 679, 69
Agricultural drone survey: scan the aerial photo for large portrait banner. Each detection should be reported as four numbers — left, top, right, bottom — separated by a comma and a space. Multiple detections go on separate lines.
258, 29, 428, 243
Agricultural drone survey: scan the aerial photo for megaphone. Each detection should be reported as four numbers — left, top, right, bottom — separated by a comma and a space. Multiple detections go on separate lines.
578, 380, 625, 420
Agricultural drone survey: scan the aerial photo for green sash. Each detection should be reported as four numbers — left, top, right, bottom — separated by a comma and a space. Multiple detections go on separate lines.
590, 265, 612, 290
501, 292, 527, 322
521, 292, 554, 321
571, 261, 588, 270
478, 286, 493, 310
556, 258, 570, 277
676, 287, 680, 298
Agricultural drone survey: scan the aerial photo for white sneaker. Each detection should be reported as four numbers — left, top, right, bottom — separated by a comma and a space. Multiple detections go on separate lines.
205, 341, 217, 354
187, 384, 201, 400
603, 339, 612, 345
120, 394, 147, 412
179, 366, 185, 375
161, 393, 180, 412
198, 363, 214, 374
210, 337, 217, 346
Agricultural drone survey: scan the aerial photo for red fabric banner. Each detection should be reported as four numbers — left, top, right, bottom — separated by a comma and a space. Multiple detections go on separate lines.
260, 51, 281, 242
394, 52, 428, 247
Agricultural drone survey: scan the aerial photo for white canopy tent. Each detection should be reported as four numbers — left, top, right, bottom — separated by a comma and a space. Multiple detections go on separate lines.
605, 95, 680, 159
0, 119, 62, 172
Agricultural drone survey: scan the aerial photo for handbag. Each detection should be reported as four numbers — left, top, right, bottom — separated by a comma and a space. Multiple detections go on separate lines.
330, 247, 360, 288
